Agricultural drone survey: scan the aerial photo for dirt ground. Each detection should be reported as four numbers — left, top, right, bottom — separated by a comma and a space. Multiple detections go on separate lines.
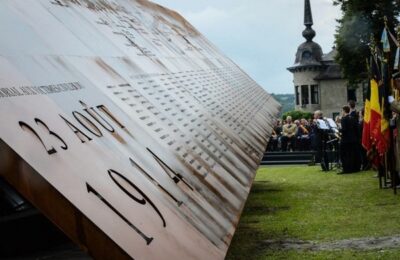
261, 235, 400, 251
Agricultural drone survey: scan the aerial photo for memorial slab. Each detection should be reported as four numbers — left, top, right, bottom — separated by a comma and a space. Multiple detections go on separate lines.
0, 0, 280, 259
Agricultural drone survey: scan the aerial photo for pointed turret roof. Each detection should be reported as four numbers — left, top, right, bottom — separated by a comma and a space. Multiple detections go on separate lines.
288, 0, 323, 72
304, 0, 313, 26
303, 0, 316, 42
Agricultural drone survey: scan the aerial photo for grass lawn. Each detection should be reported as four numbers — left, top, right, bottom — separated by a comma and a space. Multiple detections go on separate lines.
226, 166, 400, 259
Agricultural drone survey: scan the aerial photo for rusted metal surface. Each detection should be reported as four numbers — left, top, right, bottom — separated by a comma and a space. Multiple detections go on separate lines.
0, 0, 280, 259
0, 139, 130, 259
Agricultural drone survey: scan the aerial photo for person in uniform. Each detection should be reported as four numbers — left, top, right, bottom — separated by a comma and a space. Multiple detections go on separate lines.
281, 116, 297, 151
340, 105, 361, 173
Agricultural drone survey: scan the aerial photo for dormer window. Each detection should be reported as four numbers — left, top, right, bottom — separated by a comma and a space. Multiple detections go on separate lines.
302, 51, 312, 60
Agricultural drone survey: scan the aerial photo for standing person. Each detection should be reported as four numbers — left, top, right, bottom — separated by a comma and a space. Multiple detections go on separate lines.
281, 116, 297, 151
311, 110, 329, 171
348, 100, 359, 121
348, 99, 362, 170
340, 105, 360, 173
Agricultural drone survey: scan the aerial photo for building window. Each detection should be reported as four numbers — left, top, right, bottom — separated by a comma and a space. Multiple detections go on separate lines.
301, 85, 309, 106
295, 86, 300, 105
302, 51, 312, 61
311, 85, 319, 104
347, 86, 357, 102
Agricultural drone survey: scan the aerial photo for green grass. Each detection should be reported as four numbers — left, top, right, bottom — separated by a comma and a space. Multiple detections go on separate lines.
226, 166, 400, 259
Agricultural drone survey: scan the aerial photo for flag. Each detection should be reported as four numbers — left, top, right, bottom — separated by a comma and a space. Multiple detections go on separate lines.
394, 48, 400, 70
369, 55, 381, 146
366, 54, 383, 168
362, 98, 371, 151
370, 75, 382, 146
369, 53, 390, 156
366, 72, 382, 167
381, 28, 390, 53
378, 59, 391, 155
367, 28, 392, 156
361, 98, 372, 152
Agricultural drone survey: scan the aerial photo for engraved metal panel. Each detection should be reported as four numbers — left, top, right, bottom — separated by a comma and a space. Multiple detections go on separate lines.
0, 0, 280, 258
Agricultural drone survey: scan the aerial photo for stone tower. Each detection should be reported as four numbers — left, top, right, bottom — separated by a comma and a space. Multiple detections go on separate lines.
287, 0, 324, 113
287, 0, 363, 119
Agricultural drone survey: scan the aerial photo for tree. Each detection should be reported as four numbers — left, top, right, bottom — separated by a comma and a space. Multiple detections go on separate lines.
282, 110, 313, 121
271, 94, 295, 117
333, 0, 399, 86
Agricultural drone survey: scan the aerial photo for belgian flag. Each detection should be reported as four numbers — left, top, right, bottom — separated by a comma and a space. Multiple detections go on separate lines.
362, 91, 371, 151
369, 53, 390, 156
369, 62, 382, 153
368, 30, 391, 157
361, 54, 382, 168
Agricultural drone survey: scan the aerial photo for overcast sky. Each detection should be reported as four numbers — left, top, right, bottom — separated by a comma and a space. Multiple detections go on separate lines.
151, 0, 341, 94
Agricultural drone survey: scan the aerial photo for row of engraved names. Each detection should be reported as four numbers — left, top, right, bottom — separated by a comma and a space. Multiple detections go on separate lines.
0, 82, 84, 98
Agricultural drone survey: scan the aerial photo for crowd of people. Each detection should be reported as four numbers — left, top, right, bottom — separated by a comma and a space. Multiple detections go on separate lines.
267, 100, 368, 173
267, 116, 313, 152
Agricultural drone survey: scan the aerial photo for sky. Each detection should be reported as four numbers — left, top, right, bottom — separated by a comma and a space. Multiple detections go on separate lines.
150, 0, 341, 94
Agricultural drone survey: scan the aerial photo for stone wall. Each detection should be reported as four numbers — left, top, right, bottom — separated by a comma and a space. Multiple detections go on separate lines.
293, 70, 364, 119
293, 69, 322, 113
320, 79, 364, 119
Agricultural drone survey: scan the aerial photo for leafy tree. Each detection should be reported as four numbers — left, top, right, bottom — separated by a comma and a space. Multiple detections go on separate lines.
282, 110, 313, 121
333, 0, 399, 86
271, 93, 295, 117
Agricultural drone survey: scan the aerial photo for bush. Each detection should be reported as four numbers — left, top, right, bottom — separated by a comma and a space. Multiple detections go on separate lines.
282, 110, 313, 121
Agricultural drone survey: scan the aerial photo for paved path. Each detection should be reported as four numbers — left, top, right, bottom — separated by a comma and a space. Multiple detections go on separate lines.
262, 235, 400, 251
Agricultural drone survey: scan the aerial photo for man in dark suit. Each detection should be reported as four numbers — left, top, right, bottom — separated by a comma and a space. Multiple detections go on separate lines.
348, 100, 359, 120
348, 100, 363, 171
340, 105, 361, 173
311, 110, 329, 171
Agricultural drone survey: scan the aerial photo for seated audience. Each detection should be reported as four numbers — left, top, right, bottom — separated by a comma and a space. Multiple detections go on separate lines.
281, 116, 297, 151
267, 120, 282, 151
296, 118, 311, 151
